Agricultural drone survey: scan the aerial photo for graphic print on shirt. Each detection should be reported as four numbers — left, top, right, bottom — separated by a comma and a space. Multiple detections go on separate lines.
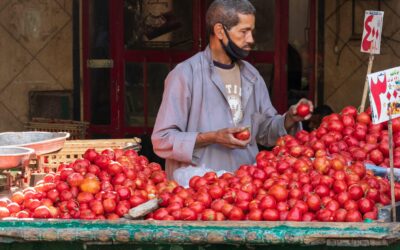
214, 62, 243, 125
225, 84, 243, 125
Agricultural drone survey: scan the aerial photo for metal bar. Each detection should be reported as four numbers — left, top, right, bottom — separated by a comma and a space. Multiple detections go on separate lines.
193, 0, 201, 51
81, 0, 91, 136
273, 0, 289, 113
72, 0, 81, 121
200, 0, 208, 50
308, 0, 317, 102
316, 0, 325, 106
109, 0, 125, 138
143, 59, 149, 132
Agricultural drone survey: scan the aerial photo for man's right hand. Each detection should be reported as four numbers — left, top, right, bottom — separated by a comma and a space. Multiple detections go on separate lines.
196, 127, 251, 149
215, 127, 251, 148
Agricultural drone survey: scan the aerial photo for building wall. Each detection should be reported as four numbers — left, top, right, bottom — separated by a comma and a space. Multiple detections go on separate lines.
324, 0, 400, 112
0, 0, 72, 132
1, 1, 397, 132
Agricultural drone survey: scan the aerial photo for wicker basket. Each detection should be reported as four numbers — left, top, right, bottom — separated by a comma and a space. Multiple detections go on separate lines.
32, 138, 142, 172
25, 118, 89, 140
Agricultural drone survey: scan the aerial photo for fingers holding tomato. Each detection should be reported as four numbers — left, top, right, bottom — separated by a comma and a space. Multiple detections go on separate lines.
231, 127, 251, 147
215, 127, 251, 149
296, 104, 310, 117
233, 127, 251, 141
292, 99, 314, 121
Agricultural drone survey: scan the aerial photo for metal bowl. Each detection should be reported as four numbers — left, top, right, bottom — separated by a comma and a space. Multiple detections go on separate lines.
0, 132, 70, 155
0, 146, 35, 169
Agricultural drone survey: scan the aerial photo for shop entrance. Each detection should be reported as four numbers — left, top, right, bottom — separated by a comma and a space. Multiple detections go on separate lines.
82, 0, 316, 139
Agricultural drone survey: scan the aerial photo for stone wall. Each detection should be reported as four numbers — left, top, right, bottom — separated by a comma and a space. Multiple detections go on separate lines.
1, 0, 397, 131
0, 0, 72, 131
324, 0, 400, 112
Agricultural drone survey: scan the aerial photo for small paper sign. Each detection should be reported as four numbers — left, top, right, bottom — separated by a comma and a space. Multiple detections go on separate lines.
361, 10, 384, 54
368, 66, 400, 124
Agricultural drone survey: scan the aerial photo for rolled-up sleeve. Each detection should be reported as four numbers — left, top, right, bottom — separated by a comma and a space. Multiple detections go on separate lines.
151, 64, 199, 164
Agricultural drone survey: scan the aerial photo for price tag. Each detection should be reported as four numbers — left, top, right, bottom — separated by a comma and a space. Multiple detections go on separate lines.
368, 66, 400, 124
361, 10, 384, 54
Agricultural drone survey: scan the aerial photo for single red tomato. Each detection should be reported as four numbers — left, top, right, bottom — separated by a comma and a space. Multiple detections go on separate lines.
333, 208, 347, 222
363, 211, 377, 220
247, 209, 263, 221
345, 210, 363, 222
153, 208, 169, 220
33, 206, 51, 219
358, 198, 374, 214
302, 212, 315, 221
268, 185, 288, 202
228, 207, 244, 220
286, 207, 302, 221
341, 106, 357, 117
233, 128, 251, 141
180, 207, 197, 220
348, 185, 364, 201
296, 103, 311, 117
262, 208, 280, 221
201, 209, 216, 221
306, 194, 321, 211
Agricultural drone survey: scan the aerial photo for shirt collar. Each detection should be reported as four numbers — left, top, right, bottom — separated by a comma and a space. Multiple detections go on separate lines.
204, 45, 258, 84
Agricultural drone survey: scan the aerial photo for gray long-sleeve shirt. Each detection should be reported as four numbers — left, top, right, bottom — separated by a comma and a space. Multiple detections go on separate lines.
151, 46, 294, 179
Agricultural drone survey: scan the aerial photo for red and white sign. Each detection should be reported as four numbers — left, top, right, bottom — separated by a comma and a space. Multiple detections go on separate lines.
361, 10, 384, 54
368, 66, 400, 124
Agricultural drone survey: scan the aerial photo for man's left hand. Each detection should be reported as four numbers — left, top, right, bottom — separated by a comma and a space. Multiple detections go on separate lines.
284, 98, 314, 130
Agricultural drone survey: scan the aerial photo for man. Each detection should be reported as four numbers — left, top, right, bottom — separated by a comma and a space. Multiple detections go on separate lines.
152, 0, 313, 180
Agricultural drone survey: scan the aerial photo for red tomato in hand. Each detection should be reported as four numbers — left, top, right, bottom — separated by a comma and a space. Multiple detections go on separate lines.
233, 128, 251, 141
296, 103, 311, 117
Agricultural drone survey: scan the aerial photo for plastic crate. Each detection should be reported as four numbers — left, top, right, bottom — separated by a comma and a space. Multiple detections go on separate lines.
25, 118, 89, 140
33, 138, 142, 172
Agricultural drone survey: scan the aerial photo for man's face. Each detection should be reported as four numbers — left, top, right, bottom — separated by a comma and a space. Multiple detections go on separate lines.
223, 13, 255, 51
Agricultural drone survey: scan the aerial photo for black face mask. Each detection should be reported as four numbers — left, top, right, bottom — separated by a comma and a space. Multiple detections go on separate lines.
220, 26, 250, 61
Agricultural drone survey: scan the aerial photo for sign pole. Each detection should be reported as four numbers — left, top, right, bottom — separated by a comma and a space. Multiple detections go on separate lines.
360, 54, 374, 112
388, 109, 396, 222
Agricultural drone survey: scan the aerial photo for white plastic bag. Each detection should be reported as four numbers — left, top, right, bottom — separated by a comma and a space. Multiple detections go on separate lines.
173, 165, 229, 188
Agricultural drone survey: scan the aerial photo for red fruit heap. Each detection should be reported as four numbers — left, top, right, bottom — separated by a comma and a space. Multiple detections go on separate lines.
2, 106, 399, 222
149, 154, 400, 221
291, 106, 399, 168
148, 106, 400, 222
2, 148, 175, 220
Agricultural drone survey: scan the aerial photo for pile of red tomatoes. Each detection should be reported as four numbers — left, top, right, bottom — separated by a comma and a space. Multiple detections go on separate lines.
148, 106, 400, 221
288, 106, 400, 167
0, 148, 177, 219
1, 106, 399, 222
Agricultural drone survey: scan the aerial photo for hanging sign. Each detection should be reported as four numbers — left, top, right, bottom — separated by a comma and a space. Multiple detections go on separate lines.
361, 10, 384, 54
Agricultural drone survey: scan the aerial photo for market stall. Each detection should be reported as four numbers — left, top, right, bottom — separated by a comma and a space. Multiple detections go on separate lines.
0, 106, 398, 249
0, 8, 399, 249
